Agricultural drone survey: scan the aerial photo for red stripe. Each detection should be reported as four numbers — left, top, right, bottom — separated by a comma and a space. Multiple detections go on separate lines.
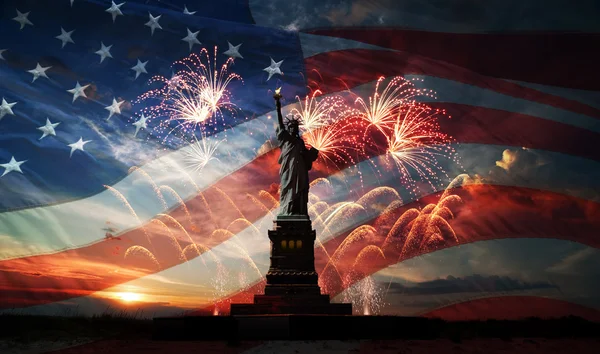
304, 48, 600, 120
305, 28, 600, 91
193, 185, 600, 315
422, 296, 600, 322
434, 103, 600, 162
2, 108, 599, 308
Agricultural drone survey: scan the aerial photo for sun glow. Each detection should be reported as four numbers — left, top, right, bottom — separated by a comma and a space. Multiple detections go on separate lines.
117, 292, 142, 303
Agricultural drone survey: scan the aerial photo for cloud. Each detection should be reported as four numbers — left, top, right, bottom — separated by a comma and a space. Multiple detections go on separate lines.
488, 147, 548, 182
386, 274, 558, 296
495, 149, 517, 170
79, 115, 161, 166
547, 248, 600, 275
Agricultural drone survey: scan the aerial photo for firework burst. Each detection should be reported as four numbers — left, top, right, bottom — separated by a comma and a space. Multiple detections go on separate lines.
303, 119, 363, 168
290, 89, 346, 132
354, 76, 437, 137
183, 133, 223, 172
386, 102, 456, 192
136, 46, 243, 145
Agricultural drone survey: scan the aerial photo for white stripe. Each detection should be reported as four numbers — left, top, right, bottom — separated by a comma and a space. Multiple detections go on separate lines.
250, 0, 600, 33
299, 33, 394, 58
2, 76, 598, 260
506, 80, 600, 110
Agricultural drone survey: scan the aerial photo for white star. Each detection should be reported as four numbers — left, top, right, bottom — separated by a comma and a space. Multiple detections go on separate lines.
223, 42, 243, 59
13, 10, 33, 30
105, 98, 124, 120
95, 42, 113, 63
132, 113, 148, 137
0, 49, 6, 61
67, 82, 90, 103
70, 0, 75, 6
106, 1, 125, 23
56, 27, 75, 48
263, 57, 284, 81
0, 98, 17, 121
37, 118, 60, 140
27, 63, 52, 83
183, 5, 196, 15
0, 156, 26, 177
68, 137, 91, 158
145, 13, 162, 35
182, 28, 201, 51
131, 59, 148, 79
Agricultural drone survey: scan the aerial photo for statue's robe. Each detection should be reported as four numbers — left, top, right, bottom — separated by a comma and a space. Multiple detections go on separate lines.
276, 127, 319, 215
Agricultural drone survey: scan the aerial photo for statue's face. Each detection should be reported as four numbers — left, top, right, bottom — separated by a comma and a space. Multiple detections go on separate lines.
289, 124, 299, 137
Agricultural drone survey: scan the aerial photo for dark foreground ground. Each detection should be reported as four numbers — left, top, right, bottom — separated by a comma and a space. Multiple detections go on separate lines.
1, 315, 599, 353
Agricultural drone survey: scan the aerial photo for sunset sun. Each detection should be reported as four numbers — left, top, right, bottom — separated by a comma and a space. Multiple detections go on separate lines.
117, 292, 142, 303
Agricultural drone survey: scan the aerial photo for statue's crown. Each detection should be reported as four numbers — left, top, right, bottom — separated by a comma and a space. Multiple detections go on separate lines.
285, 116, 302, 127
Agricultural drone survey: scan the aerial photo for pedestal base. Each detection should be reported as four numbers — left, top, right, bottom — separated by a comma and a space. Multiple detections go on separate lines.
231, 294, 352, 315
230, 216, 352, 316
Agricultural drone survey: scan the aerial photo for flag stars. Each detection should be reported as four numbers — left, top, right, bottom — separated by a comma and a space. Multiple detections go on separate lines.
182, 28, 201, 51
56, 28, 75, 48
0, 98, 17, 121
68, 137, 91, 158
223, 42, 243, 59
13, 10, 33, 30
0, 156, 26, 177
263, 57, 284, 81
145, 13, 162, 35
131, 59, 148, 79
37, 118, 60, 140
67, 82, 90, 103
95, 42, 113, 63
106, 1, 125, 23
28, 63, 52, 82
132, 113, 148, 137
183, 5, 196, 15
105, 98, 124, 120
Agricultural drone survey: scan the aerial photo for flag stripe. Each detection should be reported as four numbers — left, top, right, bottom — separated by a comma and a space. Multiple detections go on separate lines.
505, 80, 600, 110
434, 103, 600, 162
304, 29, 600, 90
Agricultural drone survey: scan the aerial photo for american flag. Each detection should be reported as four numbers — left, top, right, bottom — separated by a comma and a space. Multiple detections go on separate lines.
1, 0, 599, 321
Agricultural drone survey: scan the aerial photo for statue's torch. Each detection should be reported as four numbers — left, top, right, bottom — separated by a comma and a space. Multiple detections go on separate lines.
273, 87, 282, 101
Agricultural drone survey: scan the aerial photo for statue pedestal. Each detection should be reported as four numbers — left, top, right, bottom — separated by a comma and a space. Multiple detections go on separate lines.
230, 216, 352, 315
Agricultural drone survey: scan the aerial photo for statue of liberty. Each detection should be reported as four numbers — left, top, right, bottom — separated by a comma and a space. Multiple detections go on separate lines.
273, 89, 319, 216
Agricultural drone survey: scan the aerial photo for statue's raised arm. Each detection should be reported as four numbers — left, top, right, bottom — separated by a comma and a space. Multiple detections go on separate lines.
273, 89, 318, 216
273, 88, 285, 131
